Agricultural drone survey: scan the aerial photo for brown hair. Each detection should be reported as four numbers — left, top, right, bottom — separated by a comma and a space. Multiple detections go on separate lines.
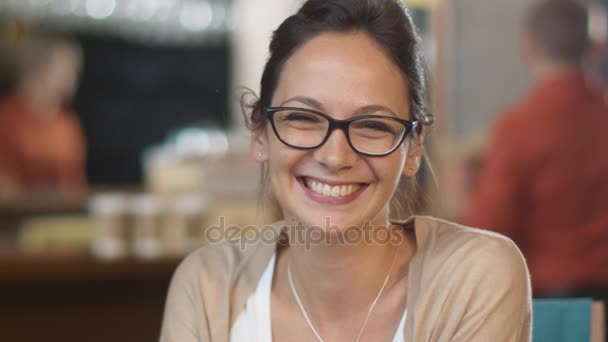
526, 0, 590, 64
243, 0, 434, 220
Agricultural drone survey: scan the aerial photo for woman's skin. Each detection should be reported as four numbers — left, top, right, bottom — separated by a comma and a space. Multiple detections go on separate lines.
252, 32, 424, 341
18, 44, 80, 119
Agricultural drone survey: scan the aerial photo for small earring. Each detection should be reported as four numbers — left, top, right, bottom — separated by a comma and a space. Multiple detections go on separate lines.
408, 167, 414, 173
257, 152, 263, 158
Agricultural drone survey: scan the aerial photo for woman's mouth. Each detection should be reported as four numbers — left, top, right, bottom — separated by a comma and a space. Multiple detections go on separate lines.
297, 176, 367, 204
304, 178, 361, 197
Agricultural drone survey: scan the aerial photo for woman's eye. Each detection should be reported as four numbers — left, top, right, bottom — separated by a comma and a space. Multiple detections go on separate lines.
359, 121, 392, 132
285, 113, 320, 122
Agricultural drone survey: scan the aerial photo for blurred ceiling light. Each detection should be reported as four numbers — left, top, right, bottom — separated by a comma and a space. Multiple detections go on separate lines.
85, 0, 116, 20
154, 0, 174, 21
225, 5, 238, 31
179, 1, 213, 31
51, 0, 80, 14
126, 0, 159, 21
210, 2, 226, 29
2, 0, 232, 44
28, 0, 51, 6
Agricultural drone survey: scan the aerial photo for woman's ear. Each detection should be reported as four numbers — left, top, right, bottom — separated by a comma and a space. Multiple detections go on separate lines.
403, 127, 425, 177
251, 127, 269, 164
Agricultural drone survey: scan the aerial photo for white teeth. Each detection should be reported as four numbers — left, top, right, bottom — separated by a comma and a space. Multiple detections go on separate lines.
314, 182, 323, 194
322, 184, 331, 196
304, 178, 361, 198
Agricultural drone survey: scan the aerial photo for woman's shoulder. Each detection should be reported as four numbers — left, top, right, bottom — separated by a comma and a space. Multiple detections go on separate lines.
406, 219, 531, 339
415, 215, 523, 253
162, 223, 284, 342
172, 221, 284, 284
413, 216, 529, 281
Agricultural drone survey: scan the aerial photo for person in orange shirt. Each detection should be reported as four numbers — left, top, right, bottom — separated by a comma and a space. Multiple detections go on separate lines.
464, 0, 608, 318
0, 33, 87, 197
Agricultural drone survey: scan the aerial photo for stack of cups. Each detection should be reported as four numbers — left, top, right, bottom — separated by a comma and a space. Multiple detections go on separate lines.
90, 192, 210, 260
131, 194, 165, 260
89, 193, 130, 260
164, 194, 210, 256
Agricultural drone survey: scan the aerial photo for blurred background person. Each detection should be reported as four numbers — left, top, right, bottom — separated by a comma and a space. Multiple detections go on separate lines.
463, 0, 608, 307
0, 32, 86, 198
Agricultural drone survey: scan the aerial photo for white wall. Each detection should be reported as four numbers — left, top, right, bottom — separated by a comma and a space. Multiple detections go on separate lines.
438, 0, 532, 141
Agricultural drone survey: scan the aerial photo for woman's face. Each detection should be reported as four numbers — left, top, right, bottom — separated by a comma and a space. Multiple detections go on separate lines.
253, 32, 422, 231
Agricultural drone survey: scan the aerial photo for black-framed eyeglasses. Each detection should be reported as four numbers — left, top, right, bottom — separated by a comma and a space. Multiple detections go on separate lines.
265, 107, 420, 157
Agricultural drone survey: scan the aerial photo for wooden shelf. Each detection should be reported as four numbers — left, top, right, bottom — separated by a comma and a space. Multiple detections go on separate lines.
0, 250, 184, 342
0, 249, 182, 284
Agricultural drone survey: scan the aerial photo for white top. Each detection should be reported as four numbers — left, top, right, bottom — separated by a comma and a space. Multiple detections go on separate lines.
230, 254, 407, 342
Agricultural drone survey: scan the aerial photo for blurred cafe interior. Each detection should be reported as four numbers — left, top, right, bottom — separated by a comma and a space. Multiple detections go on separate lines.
0, 0, 607, 341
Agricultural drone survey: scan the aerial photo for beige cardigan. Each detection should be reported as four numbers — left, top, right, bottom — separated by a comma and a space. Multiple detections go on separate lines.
160, 216, 532, 341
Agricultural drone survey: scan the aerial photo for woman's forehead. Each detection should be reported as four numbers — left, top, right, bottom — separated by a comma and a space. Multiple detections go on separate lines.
272, 32, 410, 118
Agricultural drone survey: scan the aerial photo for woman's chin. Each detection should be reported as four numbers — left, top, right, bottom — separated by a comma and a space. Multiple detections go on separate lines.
287, 214, 371, 240
291, 212, 355, 229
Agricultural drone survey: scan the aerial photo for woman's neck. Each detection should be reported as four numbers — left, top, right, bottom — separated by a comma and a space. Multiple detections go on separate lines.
276, 222, 414, 322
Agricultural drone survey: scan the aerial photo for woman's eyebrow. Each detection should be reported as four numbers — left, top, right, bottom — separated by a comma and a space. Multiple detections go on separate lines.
280, 96, 325, 111
354, 105, 399, 118
280, 97, 403, 118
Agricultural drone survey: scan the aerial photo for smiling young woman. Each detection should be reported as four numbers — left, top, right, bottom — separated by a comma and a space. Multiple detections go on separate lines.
160, 1, 532, 341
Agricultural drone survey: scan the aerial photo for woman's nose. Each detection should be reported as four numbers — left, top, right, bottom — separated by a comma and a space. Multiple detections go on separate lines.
313, 129, 358, 172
